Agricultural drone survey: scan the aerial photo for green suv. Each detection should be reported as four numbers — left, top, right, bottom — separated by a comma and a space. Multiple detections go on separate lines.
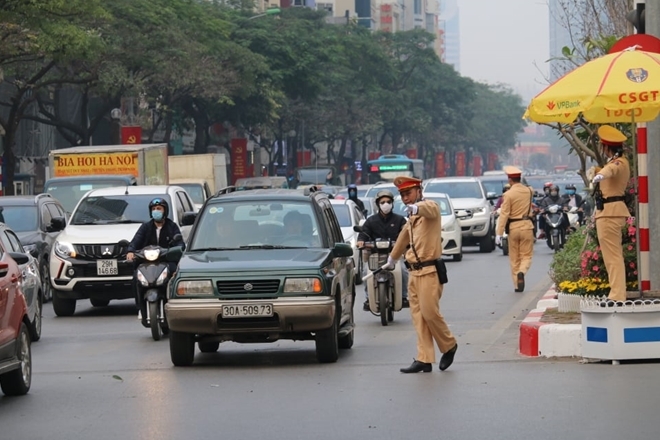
165, 188, 356, 366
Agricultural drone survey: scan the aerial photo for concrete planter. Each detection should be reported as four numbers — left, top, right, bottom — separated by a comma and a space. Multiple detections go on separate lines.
558, 292, 582, 313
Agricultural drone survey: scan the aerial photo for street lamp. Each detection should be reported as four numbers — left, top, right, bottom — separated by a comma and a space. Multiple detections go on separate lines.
248, 8, 281, 20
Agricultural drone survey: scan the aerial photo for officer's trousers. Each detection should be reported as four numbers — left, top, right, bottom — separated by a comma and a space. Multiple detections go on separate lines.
408, 271, 456, 363
508, 228, 535, 290
596, 216, 627, 301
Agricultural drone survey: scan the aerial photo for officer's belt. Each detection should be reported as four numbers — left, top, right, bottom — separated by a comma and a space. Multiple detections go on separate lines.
603, 196, 625, 204
508, 216, 532, 223
404, 260, 436, 271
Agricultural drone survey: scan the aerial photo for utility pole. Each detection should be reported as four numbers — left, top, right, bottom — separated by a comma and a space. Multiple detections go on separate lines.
645, 0, 660, 290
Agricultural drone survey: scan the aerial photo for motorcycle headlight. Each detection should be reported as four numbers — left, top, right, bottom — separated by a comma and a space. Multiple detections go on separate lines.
144, 249, 160, 261
368, 253, 381, 271
283, 278, 323, 293
155, 267, 169, 286
54, 241, 76, 259
442, 220, 456, 232
375, 240, 391, 249
137, 270, 149, 287
549, 205, 559, 214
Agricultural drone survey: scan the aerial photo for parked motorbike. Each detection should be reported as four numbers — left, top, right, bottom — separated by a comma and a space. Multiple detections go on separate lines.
354, 227, 403, 326
542, 205, 567, 252
120, 237, 184, 340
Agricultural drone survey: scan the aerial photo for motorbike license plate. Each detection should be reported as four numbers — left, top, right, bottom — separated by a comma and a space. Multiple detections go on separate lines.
222, 304, 273, 318
96, 259, 118, 276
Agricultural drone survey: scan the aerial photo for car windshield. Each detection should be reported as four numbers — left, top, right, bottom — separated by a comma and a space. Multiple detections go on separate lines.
331, 204, 351, 227
365, 184, 396, 198
71, 194, 172, 225
176, 184, 206, 205
424, 181, 483, 199
46, 180, 130, 213
0, 206, 38, 232
190, 201, 321, 250
480, 180, 509, 196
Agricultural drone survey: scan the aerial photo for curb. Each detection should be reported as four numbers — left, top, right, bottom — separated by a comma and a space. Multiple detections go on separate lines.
519, 287, 582, 358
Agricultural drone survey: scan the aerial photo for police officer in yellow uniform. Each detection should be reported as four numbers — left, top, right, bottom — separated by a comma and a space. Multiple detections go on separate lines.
496, 166, 535, 292
591, 125, 630, 304
385, 176, 458, 373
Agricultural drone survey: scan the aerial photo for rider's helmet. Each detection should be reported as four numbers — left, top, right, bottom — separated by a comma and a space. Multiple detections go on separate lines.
503, 183, 511, 192
148, 197, 169, 219
347, 183, 358, 199
543, 182, 553, 195
375, 189, 394, 205
550, 184, 560, 196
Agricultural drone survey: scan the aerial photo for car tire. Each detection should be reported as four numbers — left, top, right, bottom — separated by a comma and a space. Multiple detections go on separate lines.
40, 260, 52, 302
29, 292, 43, 342
52, 290, 76, 317
90, 298, 110, 307
479, 226, 495, 253
452, 252, 463, 262
170, 331, 195, 366
198, 341, 220, 353
315, 295, 339, 363
0, 323, 32, 396
338, 285, 355, 350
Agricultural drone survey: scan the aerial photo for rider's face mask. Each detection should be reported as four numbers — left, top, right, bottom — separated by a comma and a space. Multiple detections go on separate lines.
550, 191, 558, 197
567, 189, 576, 196
152, 210, 164, 221
348, 190, 357, 198
379, 201, 393, 214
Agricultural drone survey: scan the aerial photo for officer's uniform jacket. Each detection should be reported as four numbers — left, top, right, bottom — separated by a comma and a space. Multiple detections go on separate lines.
496, 183, 534, 236
390, 200, 441, 277
596, 155, 630, 219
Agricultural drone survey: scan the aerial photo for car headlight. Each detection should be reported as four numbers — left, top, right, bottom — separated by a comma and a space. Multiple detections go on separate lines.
473, 206, 487, 214
54, 241, 76, 259
442, 220, 456, 232
155, 267, 169, 286
137, 270, 149, 287
176, 280, 214, 296
23, 244, 37, 255
283, 278, 323, 293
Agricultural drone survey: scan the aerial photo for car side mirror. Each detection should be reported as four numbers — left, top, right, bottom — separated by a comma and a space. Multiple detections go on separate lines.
181, 211, 197, 226
486, 192, 498, 201
170, 234, 182, 244
9, 252, 29, 265
48, 217, 66, 232
333, 242, 354, 258
353, 225, 363, 233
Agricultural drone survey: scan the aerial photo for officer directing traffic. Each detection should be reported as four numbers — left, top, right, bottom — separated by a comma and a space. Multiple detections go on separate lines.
591, 125, 630, 305
496, 166, 535, 292
385, 176, 457, 373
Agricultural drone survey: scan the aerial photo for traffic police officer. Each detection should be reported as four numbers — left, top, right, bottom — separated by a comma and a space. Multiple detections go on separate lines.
496, 166, 535, 292
591, 125, 630, 304
385, 176, 457, 373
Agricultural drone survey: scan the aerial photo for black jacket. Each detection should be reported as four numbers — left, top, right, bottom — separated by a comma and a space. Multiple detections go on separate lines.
540, 195, 563, 208
358, 211, 407, 243
349, 196, 366, 216
128, 218, 185, 253
560, 194, 584, 209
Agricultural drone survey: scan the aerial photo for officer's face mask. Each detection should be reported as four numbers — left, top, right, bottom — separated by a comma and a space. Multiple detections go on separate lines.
567, 189, 576, 196
152, 210, 164, 222
379, 201, 393, 214
550, 191, 558, 197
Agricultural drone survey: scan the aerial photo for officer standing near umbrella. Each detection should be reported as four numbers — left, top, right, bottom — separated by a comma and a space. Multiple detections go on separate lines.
496, 166, 535, 292
384, 176, 457, 373
591, 125, 630, 305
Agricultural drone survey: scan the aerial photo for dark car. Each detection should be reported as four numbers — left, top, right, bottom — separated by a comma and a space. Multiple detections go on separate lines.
165, 188, 356, 366
0, 243, 32, 396
0, 194, 67, 302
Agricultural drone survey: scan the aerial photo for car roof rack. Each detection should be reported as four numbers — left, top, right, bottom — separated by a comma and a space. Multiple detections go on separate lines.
215, 186, 236, 197
34, 193, 52, 203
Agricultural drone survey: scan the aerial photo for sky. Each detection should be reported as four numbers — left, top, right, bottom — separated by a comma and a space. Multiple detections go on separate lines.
457, 0, 550, 101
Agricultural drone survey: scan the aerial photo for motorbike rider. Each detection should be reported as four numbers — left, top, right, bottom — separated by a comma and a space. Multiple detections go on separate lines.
357, 190, 409, 310
561, 183, 584, 225
126, 198, 185, 326
539, 184, 568, 237
347, 184, 367, 216
494, 183, 511, 210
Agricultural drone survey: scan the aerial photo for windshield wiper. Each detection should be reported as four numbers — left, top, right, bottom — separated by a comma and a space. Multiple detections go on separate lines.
239, 244, 302, 249
193, 247, 240, 251
105, 219, 141, 224
72, 219, 99, 225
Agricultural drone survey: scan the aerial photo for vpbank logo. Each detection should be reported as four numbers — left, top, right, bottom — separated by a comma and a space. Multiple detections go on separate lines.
547, 100, 580, 111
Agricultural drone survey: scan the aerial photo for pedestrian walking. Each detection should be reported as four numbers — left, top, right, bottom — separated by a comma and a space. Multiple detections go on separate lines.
496, 166, 535, 292
591, 125, 631, 305
385, 176, 457, 373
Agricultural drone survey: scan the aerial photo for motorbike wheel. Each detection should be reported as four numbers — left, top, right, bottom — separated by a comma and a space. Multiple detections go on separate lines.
378, 283, 388, 326
149, 301, 162, 341
502, 238, 509, 256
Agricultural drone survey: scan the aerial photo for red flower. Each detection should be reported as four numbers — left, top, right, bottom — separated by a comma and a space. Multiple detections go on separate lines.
630, 262, 636, 268
628, 245, 634, 251
593, 265, 600, 272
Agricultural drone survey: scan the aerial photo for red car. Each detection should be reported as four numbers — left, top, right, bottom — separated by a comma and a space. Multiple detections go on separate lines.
0, 246, 32, 396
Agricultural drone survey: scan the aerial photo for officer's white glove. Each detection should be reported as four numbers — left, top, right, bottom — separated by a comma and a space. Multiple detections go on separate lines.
592, 174, 604, 183
382, 256, 395, 270
405, 204, 419, 215
495, 235, 502, 246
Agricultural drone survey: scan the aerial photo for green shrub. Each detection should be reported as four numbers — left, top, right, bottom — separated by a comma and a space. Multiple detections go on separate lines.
549, 225, 589, 286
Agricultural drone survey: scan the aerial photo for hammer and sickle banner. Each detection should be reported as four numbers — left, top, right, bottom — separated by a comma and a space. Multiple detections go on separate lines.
121, 126, 142, 144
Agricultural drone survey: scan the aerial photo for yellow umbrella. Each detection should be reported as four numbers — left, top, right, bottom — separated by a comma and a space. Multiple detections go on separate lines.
525, 47, 660, 124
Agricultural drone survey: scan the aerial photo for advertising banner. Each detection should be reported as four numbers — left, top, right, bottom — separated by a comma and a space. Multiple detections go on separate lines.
435, 152, 446, 177
52, 152, 139, 177
455, 151, 466, 176
472, 155, 482, 176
